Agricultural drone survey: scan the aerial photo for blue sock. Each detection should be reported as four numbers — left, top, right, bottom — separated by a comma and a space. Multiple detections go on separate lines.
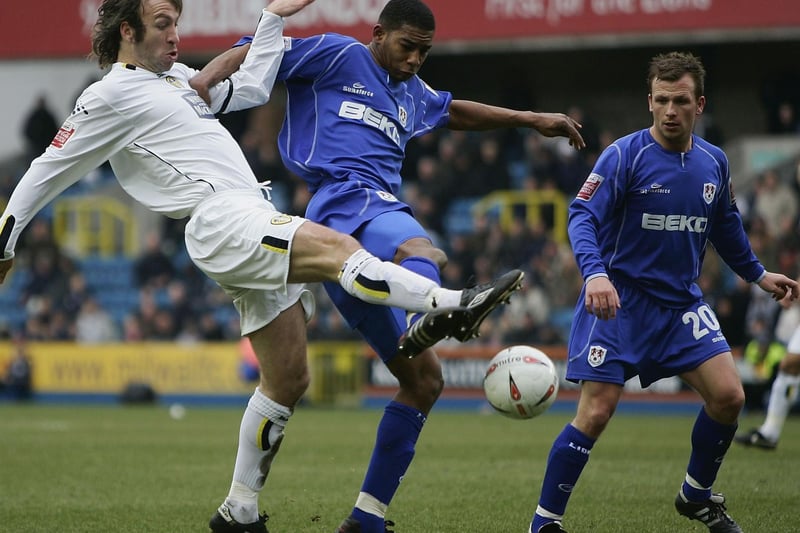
352, 401, 426, 531
531, 424, 595, 532
399, 256, 441, 285
681, 408, 737, 502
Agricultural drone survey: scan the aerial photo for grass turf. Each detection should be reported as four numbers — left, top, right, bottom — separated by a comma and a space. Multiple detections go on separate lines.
0, 402, 797, 532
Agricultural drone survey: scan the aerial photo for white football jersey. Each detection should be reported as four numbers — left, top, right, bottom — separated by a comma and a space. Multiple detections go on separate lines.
0, 10, 286, 260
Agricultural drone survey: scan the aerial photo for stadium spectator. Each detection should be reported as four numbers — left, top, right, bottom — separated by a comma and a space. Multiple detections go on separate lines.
60, 271, 92, 317
528, 51, 798, 533
191, 1, 582, 531
713, 277, 753, 348
751, 168, 799, 241
770, 101, 800, 134
740, 316, 786, 382
0, 3, 519, 533
21, 95, 59, 165
4, 339, 33, 400
463, 134, 512, 197
133, 231, 175, 290
75, 296, 119, 344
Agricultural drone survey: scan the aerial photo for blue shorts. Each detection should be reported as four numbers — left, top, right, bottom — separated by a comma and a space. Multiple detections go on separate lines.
566, 281, 731, 387
310, 181, 432, 360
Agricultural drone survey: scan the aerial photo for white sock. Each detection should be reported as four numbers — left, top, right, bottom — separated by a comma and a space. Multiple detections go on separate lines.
760, 371, 800, 442
338, 249, 460, 311
225, 388, 292, 523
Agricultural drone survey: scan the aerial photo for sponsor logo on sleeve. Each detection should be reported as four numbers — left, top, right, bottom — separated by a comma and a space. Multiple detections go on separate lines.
51, 121, 76, 149
576, 173, 604, 201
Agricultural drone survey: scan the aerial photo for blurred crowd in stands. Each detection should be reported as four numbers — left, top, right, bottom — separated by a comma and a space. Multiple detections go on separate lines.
2, 94, 800, 365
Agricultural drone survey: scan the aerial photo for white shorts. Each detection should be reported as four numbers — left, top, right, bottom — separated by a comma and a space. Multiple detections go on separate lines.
184, 189, 314, 335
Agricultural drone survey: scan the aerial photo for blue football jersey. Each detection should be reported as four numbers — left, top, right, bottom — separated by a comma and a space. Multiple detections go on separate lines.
275, 33, 453, 196
569, 128, 764, 307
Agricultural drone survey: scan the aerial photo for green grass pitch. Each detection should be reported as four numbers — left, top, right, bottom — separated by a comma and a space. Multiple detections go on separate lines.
1, 403, 797, 532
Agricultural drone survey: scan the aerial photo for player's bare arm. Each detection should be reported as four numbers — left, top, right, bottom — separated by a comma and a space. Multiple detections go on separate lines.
189, 0, 315, 103
189, 44, 251, 104
757, 271, 800, 302
266, 0, 316, 17
447, 99, 586, 149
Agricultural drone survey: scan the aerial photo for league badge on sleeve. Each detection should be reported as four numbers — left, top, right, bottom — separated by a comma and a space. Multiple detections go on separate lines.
51, 121, 76, 149
577, 173, 604, 201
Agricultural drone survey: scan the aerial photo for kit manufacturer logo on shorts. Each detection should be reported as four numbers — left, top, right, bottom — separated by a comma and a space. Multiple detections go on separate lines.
51, 121, 76, 149
587, 345, 607, 367
576, 173, 604, 201
270, 214, 292, 225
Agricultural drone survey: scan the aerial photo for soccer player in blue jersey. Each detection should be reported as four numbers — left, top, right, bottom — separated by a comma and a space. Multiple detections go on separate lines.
528, 51, 799, 533
191, 1, 584, 531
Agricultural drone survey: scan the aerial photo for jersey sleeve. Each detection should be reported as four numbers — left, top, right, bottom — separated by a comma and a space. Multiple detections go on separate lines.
568, 144, 625, 281
409, 78, 452, 135
209, 10, 286, 113
708, 162, 765, 282
0, 89, 132, 259
276, 34, 345, 81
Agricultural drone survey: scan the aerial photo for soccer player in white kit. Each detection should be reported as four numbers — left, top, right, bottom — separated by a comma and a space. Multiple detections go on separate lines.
0, 1, 514, 532
735, 300, 800, 450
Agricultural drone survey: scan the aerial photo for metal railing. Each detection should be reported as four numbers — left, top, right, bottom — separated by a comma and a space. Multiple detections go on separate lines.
52, 196, 138, 257
472, 189, 569, 244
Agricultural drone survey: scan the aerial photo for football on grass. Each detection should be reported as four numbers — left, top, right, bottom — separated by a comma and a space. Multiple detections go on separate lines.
483, 345, 559, 419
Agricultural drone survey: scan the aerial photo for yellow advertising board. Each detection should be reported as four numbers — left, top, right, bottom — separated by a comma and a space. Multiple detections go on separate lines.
0, 342, 250, 394
0, 341, 369, 403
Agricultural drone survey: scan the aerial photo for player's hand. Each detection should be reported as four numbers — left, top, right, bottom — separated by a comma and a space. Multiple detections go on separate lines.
584, 275, 620, 320
532, 112, 586, 150
267, 0, 316, 17
0, 257, 14, 284
758, 271, 800, 302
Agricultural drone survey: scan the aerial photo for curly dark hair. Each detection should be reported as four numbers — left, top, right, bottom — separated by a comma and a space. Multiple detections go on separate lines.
91, 0, 183, 68
378, 0, 435, 32
647, 51, 706, 99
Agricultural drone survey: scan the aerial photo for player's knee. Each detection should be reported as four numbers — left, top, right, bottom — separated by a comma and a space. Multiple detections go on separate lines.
708, 386, 745, 422
585, 407, 615, 435
780, 353, 800, 374
260, 365, 310, 406
396, 240, 447, 269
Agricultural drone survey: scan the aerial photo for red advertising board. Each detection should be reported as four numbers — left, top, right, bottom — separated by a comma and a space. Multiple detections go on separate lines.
2, 0, 800, 59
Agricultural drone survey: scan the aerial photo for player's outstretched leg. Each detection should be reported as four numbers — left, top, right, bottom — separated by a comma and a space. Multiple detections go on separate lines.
674, 491, 743, 533
397, 269, 524, 358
